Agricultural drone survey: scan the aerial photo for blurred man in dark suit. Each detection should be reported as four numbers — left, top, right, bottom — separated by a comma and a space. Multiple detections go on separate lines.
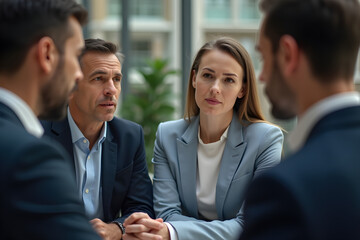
0, 0, 100, 239
240, 0, 360, 239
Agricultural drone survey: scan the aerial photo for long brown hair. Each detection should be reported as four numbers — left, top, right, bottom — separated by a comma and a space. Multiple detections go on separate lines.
184, 37, 266, 124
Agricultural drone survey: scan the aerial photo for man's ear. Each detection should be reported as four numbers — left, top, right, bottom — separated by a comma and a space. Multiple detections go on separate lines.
37, 37, 59, 75
277, 35, 300, 78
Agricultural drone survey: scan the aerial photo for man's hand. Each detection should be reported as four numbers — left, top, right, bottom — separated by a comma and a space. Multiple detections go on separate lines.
90, 218, 122, 240
123, 212, 169, 240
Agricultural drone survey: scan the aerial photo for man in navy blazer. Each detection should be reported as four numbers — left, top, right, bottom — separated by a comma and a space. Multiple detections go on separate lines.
42, 38, 154, 240
0, 0, 101, 239
240, 0, 360, 239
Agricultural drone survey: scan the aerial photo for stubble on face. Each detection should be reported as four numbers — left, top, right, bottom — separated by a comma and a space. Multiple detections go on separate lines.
38, 17, 84, 121
266, 60, 298, 120
38, 56, 68, 120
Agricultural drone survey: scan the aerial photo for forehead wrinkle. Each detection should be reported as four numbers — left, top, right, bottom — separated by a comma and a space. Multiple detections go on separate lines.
89, 69, 107, 78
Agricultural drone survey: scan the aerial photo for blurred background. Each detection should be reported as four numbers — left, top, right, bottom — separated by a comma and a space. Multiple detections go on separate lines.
78, 0, 360, 170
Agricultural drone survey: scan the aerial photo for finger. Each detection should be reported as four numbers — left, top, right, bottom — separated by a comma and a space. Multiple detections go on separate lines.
122, 233, 142, 240
124, 232, 162, 240
137, 219, 164, 230
155, 218, 164, 223
124, 223, 151, 233
124, 212, 151, 226
136, 232, 163, 240
90, 218, 102, 224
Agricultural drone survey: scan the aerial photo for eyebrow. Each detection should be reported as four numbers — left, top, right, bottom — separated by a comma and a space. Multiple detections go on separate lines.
89, 70, 123, 79
202, 67, 238, 77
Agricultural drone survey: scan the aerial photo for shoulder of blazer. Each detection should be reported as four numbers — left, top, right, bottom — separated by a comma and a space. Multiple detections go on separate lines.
158, 117, 196, 144
41, 117, 69, 137
242, 121, 283, 142
0, 102, 23, 126
107, 117, 143, 140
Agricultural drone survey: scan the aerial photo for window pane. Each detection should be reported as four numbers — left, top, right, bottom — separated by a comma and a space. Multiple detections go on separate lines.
131, 40, 152, 68
107, 0, 121, 17
107, 0, 164, 20
239, 0, 261, 20
205, 0, 231, 21
131, 0, 164, 19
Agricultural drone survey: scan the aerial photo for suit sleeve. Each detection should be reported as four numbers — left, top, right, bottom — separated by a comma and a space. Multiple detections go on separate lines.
253, 124, 283, 178
116, 126, 155, 222
240, 173, 304, 240
5, 140, 101, 240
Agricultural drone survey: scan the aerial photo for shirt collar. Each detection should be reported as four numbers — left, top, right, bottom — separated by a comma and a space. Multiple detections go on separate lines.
288, 92, 360, 153
67, 107, 107, 148
0, 87, 43, 138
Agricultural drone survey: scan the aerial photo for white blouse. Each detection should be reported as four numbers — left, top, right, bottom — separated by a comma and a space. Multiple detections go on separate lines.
196, 126, 229, 220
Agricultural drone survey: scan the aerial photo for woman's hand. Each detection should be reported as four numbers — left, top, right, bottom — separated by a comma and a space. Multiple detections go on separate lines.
123, 212, 170, 240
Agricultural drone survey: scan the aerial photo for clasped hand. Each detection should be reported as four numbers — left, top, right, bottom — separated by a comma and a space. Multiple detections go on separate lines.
122, 212, 170, 240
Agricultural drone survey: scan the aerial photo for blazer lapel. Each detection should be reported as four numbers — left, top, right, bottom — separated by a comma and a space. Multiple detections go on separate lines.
101, 125, 117, 221
216, 114, 247, 219
177, 116, 200, 218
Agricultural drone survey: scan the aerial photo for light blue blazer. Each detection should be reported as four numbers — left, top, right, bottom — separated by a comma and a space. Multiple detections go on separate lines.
152, 113, 283, 240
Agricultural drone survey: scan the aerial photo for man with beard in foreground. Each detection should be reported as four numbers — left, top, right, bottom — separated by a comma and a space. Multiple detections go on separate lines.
0, 0, 101, 239
240, 0, 360, 239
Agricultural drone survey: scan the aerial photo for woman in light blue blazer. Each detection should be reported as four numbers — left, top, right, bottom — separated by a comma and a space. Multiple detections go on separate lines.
123, 37, 283, 240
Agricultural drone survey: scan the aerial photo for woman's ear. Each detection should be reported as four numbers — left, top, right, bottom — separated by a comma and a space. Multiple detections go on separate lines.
192, 69, 197, 88
37, 36, 59, 75
238, 84, 246, 99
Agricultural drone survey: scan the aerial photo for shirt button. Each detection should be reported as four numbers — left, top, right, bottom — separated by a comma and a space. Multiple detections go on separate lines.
83, 139, 87, 143
87, 156, 90, 160
85, 189, 89, 194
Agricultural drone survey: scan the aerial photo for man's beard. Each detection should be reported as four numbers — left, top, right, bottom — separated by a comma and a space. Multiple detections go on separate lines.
266, 61, 298, 120
38, 56, 75, 120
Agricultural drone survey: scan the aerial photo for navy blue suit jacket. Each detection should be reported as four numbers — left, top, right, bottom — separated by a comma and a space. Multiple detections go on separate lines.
41, 116, 154, 223
0, 103, 100, 239
241, 106, 360, 240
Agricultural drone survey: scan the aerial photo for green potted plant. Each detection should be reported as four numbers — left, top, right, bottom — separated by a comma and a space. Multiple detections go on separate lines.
120, 59, 178, 172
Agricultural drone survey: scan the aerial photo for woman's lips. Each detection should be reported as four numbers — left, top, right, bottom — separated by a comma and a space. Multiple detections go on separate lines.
205, 98, 221, 105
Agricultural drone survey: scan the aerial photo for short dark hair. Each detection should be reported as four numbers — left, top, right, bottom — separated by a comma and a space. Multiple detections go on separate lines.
82, 38, 124, 63
260, 0, 360, 82
0, 0, 88, 74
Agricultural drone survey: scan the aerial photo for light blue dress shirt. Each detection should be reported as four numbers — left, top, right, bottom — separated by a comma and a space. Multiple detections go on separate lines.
67, 108, 106, 220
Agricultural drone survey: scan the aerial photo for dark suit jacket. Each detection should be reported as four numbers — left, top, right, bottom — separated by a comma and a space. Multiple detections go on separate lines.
0, 103, 101, 240
240, 106, 360, 240
41, 116, 154, 223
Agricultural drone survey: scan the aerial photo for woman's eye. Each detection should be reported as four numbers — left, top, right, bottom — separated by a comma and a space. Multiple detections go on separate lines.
225, 78, 235, 83
203, 73, 212, 79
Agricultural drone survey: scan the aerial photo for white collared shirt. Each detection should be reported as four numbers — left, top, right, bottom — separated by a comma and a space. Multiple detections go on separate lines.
0, 87, 43, 137
196, 126, 229, 220
288, 92, 360, 153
